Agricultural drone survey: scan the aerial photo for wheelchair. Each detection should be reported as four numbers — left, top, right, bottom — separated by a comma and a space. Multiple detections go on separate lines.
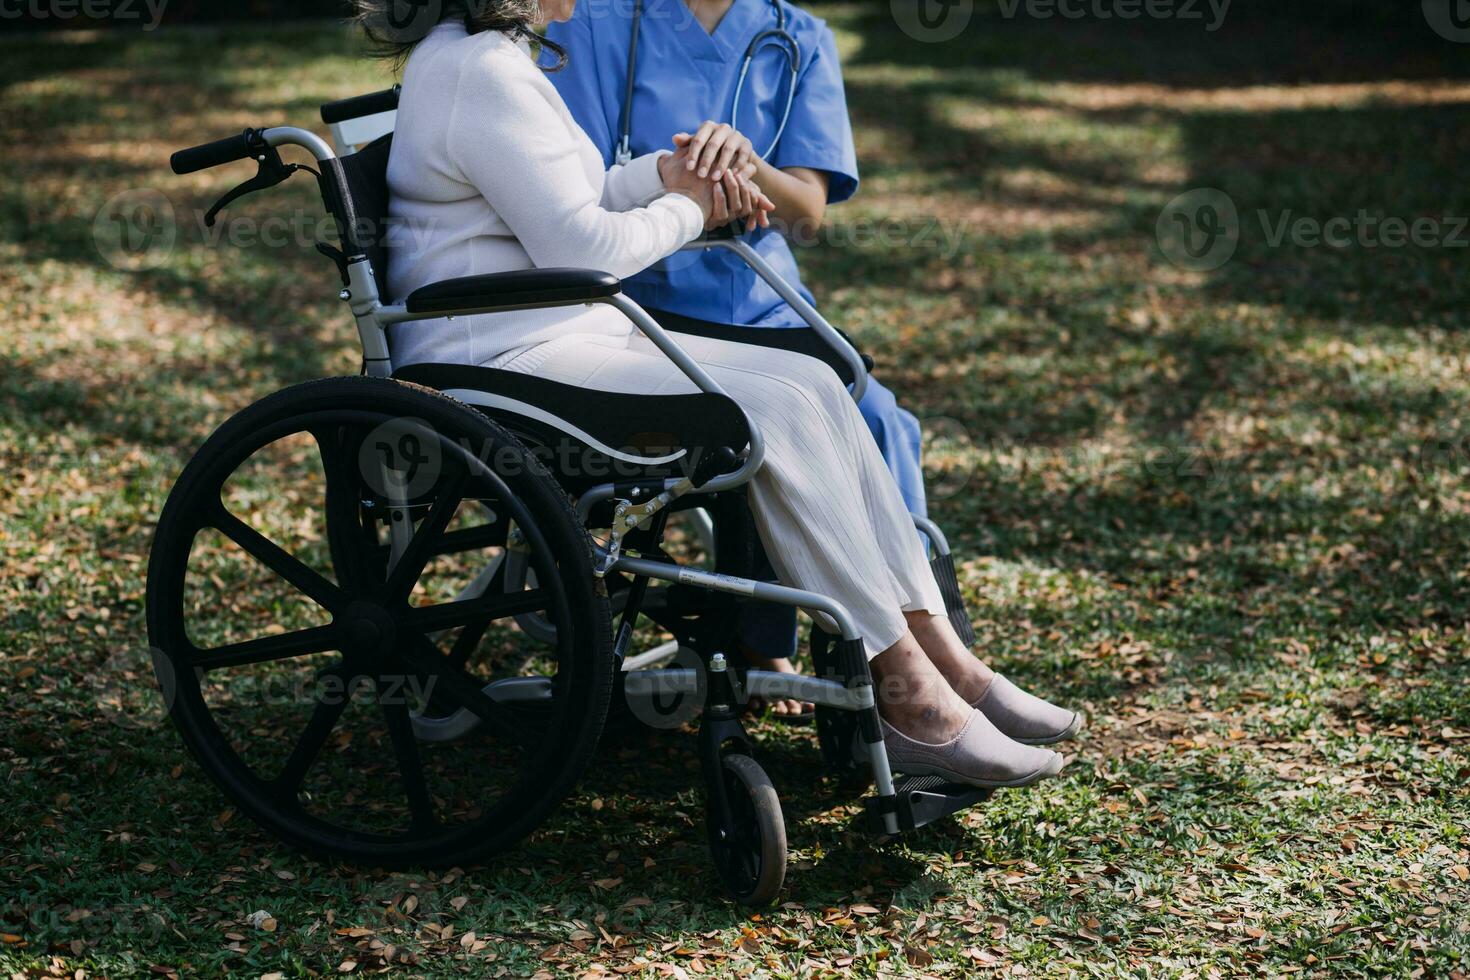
146, 87, 989, 906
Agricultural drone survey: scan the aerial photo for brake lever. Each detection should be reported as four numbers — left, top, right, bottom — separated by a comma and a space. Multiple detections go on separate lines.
204, 141, 304, 227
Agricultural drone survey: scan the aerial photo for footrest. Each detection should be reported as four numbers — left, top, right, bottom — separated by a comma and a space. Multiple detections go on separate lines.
866, 774, 994, 835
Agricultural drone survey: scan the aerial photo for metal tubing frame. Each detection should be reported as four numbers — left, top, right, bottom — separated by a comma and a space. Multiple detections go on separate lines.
622, 667, 872, 712
611, 554, 899, 825
612, 555, 858, 640
911, 514, 951, 557
262, 126, 337, 163
678, 237, 869, 404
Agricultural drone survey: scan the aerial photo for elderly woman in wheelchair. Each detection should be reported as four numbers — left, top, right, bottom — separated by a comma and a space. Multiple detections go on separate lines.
148, 0, 1080, 905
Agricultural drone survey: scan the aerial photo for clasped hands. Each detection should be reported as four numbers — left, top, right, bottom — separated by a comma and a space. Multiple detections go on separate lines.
657, 121, 774, 232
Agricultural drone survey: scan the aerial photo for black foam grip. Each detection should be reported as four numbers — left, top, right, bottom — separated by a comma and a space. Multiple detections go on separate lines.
171, 131, 256, 175
691, 446, 739, 488
321, 86, 401, 124
931, 553, 977, 647
834, 637, 869, 685
825, 637, 883, 745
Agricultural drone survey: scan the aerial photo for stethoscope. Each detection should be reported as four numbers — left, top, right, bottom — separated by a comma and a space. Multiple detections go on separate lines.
615, 0, 801, 166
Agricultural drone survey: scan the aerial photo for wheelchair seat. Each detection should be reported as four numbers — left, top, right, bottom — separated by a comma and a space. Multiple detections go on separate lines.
393, 361, 750, 493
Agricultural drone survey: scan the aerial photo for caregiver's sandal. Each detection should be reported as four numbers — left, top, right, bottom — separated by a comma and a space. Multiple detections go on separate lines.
973, 674, 1085, 746
882, 711, 1064, 788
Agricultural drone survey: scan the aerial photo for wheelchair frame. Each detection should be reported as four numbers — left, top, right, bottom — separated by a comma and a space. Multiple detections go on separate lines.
154, 93, 989, 905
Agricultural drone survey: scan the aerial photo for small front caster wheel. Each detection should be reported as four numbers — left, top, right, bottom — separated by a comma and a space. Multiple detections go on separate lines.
707, 753, 786, 907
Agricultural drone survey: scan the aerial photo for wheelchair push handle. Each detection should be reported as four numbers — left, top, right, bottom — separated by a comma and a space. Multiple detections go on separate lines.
321, 85, 401, 125
171, 129, 263, 176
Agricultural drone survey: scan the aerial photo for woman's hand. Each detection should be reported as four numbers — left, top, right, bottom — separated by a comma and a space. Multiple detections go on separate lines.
659, 144, 718, 223
711, 171, 774, 233
674, 123, 757, 182
661, 146, 772, 231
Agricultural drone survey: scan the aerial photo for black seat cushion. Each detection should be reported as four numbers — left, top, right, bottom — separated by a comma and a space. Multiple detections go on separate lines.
393, 362, 750, 492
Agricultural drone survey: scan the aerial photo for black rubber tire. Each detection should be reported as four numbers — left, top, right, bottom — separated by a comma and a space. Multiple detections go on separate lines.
146, 376, 614, 867
708, 753, 786, 907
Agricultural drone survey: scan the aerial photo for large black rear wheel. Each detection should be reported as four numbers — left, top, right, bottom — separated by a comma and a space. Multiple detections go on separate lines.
146, 376, 613, 866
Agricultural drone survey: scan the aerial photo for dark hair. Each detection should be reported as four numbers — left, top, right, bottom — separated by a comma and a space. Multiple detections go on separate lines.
352, 0, 567, 70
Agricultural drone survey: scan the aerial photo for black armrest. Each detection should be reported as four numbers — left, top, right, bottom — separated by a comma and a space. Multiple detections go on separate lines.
404, 268, 621, 315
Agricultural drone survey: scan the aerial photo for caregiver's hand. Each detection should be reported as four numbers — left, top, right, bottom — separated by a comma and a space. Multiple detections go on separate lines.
674, 123, 756, 182
661, 145, 773, 232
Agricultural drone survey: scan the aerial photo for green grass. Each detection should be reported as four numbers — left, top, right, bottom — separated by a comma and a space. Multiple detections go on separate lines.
3, 6, 1470, 978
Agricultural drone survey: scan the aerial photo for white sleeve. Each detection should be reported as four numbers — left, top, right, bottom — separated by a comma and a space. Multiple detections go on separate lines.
446, 57, 703, 278
601, 151, 675, 212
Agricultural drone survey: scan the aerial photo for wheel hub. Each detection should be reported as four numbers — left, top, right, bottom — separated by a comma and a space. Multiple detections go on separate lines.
340, 600, 399, 663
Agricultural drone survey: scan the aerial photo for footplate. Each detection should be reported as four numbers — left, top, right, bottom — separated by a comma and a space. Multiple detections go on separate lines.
865, 774, 994, 837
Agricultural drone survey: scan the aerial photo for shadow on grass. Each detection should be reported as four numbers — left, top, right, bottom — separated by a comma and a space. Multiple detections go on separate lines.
847, 2, 1470, 88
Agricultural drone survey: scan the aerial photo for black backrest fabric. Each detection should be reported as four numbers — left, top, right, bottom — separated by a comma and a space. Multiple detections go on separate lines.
317, 133, 394, 296
646, 307, 861, 386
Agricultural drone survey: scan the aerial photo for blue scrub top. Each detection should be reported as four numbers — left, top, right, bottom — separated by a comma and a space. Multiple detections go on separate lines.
544, 0, 859, 327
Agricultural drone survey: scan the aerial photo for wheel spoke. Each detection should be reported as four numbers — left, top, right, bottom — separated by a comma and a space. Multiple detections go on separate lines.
404, 588, 549, 634
442, 560, 508, 670
193, 623, 342, 671
397, 636, 534, 746
384, 468, 471, 602
429, 521, 507, 558
272, 675, 351, 799
211, 504, 345, 613
443, 611, 494, 672
378, 678, 438, 832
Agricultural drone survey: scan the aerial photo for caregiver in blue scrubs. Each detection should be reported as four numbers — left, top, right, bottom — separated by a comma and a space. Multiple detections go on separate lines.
545, 0, 927, 716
